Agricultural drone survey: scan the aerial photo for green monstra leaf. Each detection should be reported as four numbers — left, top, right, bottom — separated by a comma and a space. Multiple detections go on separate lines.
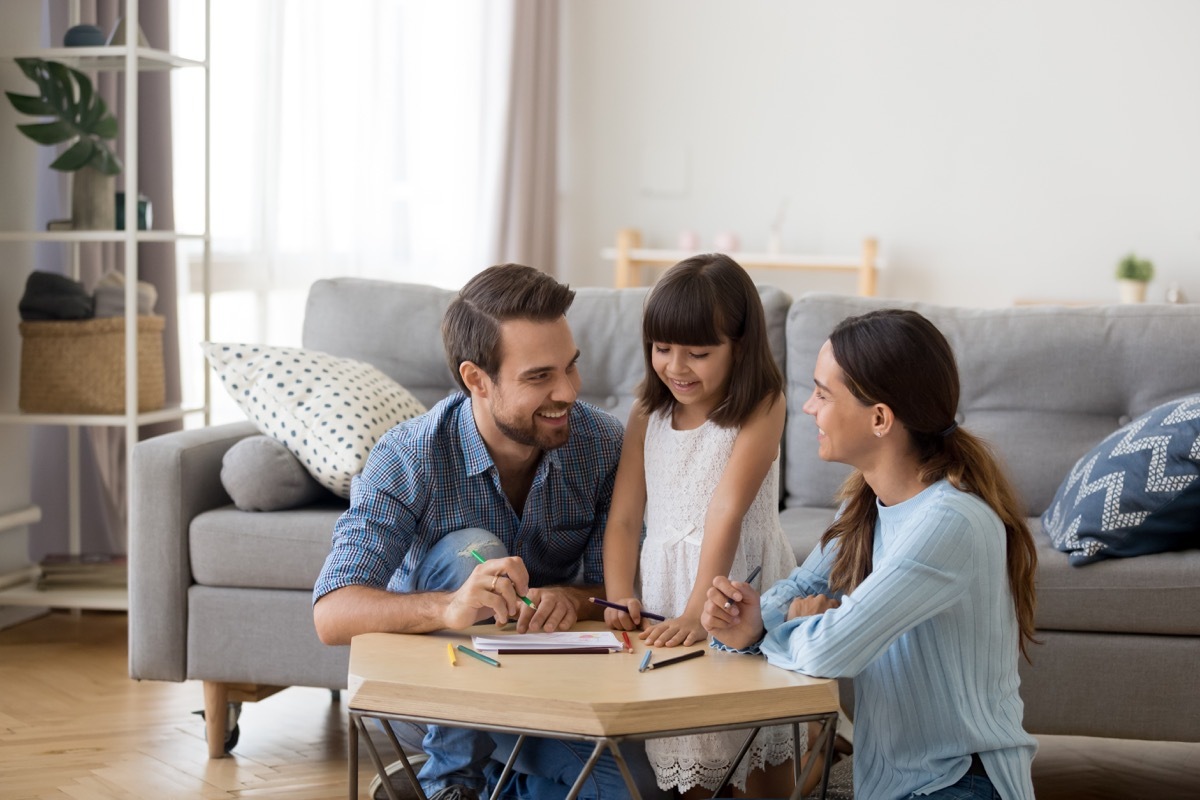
50, 139, 97, 171
5, 92, 56, 116
16, 120, 74, 145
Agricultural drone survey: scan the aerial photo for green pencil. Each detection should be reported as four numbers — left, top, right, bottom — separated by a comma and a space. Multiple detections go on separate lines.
470, 550, 537, 610
456, 644, 501, 668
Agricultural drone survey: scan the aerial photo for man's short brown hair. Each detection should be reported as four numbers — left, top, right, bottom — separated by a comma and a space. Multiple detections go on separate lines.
442, 264, 576, 394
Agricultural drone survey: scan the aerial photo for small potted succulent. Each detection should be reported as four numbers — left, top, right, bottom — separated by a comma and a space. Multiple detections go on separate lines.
5, 57, 122, 229
1115, 253, 1154, 304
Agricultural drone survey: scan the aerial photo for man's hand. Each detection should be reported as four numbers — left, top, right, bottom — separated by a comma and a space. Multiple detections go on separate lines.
517, 586, 582, 633
640, 613, 707, 647
701, 576, 765, 651
786, 594, 840, 621
441, 556, 530, 630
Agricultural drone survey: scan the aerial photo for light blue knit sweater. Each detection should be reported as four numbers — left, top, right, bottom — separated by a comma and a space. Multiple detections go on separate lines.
760, 480, 1036, 800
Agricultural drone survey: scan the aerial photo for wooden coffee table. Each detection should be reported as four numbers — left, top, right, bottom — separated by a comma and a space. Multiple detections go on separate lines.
347, 623, 841, 800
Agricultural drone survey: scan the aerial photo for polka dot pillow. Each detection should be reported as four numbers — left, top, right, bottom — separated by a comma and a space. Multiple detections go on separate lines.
202, 342, 426, 498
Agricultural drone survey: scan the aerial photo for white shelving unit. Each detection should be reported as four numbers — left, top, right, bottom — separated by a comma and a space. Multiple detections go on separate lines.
0, 1, 211, 611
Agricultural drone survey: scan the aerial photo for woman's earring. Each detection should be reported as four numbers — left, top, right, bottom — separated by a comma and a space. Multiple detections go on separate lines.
875, 431, 883, 438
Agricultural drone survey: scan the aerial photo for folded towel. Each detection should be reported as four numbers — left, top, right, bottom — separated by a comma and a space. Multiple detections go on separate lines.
92, 270, 158, 317
18, 271, 94, 321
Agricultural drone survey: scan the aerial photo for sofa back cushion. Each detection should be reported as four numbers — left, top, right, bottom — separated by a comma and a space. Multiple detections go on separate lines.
303, 277, 792, 429
785, 293, 1200, 516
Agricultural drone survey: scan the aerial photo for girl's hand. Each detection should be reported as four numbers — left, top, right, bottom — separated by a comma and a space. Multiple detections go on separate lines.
639, 613, 707, 647
786, 594, 840, 621
603, 596, 643, 631
701, 576, 765, 651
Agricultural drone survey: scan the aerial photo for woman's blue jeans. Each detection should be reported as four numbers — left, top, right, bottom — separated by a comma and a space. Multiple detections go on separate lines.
914, 773, 1000, 800
386, 528, 668, 800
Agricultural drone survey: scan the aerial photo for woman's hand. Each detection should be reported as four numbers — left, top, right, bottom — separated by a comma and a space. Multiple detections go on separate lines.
701, 576, 765, 651
786, 594, 841, 621
640, 613, 707, 647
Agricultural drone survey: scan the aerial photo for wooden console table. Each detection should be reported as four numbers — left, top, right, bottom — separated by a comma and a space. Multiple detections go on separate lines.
348, 622, 841, 800
602, 228, 879, 295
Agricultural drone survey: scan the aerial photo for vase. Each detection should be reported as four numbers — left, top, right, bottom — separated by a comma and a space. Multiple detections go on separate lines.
1118, 279, 1147, 304
71, 167, 115, 230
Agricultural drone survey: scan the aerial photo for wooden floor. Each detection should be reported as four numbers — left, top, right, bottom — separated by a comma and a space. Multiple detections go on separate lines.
1, 611, 1199, 799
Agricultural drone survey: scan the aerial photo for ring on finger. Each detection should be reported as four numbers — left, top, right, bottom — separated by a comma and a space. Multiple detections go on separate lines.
490, 575, 498, 591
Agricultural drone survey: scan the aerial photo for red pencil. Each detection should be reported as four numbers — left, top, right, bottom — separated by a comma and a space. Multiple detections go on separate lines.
620, 631, 633, 653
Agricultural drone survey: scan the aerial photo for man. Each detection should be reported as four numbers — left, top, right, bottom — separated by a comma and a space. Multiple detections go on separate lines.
314, 264, 664, 800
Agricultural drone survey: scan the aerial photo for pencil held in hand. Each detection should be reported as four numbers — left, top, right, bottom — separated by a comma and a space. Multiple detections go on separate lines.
470, 549, 537, 610
723, 565, 762, 610
589, 596, 667, 622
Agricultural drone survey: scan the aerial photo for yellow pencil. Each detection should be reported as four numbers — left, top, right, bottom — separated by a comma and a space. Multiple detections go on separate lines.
447, 642, 457, 666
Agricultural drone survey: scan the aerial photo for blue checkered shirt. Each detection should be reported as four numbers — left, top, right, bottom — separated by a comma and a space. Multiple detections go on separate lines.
313, 392, 623, 602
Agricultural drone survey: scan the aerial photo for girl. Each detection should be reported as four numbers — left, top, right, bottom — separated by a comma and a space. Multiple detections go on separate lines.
602, 254, 801, 797
704, 308, 1039, 800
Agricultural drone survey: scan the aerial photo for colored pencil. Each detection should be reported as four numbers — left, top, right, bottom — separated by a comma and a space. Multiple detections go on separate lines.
470, 550, 537, 610
456, 644, 501, 667
646, 649, 705, 670
745, 565, 762, 586
588, 596, 666, 622
447, 642, 457, 666
494, 647, 615, 655
638, 651, 653, 673
620, 631, 633, 653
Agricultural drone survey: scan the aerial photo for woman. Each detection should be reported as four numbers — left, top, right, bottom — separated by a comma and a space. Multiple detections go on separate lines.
703, 308, 1038, 800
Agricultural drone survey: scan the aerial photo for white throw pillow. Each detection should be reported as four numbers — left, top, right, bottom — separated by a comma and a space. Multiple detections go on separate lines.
202, 342, 426, 498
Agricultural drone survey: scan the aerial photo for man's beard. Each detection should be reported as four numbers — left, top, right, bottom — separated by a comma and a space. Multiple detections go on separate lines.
492, 405, 572, 450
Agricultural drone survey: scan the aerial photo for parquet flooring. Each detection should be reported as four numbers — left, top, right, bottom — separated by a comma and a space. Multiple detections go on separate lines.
0, 611, 388, 799
1, 610, 1199, 799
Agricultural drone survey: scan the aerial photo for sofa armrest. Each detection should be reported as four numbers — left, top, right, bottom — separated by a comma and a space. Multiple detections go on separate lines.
129, 420, 259, 682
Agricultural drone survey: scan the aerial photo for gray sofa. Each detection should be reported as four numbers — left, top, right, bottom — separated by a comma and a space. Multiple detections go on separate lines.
130, 278, 1200, 758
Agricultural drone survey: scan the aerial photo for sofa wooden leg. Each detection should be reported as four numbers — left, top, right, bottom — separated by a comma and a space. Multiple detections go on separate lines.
203, 681, 230, 758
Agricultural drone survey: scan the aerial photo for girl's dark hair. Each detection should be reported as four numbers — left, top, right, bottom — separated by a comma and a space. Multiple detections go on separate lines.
819, 308, 1039, 660
637, 253, 783, 427
441, 264, 574, 394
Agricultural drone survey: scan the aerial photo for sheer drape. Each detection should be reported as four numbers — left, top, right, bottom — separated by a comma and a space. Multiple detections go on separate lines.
184, 0, 559, 424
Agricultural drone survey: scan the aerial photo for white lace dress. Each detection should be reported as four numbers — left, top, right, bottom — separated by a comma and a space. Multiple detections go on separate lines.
639, 409, 802, 793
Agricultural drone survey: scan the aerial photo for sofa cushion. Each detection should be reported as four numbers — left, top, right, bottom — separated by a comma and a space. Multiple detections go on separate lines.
1041, 394, 1200, 566
301, 278, 794, 429
203, 342, 426, 497
782, 505, 1200, 637
785, 294, 1200, 518
1030, 518, 1200, 636
190, 505, 347, 590
220, 435, 332, 511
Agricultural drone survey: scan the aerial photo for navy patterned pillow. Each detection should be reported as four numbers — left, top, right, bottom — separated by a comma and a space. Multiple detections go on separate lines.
1041, 394, 1200, 565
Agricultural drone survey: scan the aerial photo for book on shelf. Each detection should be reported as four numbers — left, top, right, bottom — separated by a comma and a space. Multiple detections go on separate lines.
37, 553, 128, 589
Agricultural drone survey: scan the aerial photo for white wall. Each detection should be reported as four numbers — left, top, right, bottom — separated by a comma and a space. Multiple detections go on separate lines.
558, 0, 1200, 306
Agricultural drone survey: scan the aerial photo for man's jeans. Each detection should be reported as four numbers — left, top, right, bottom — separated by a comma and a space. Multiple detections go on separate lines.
388, 528, 668, 799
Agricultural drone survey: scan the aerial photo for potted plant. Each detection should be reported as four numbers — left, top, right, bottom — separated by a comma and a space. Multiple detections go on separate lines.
5, 57, 122, 230
1115, 253, 1154, 304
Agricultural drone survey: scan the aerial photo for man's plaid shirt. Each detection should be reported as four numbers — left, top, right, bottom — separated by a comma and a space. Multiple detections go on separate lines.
313, 392, 623, 602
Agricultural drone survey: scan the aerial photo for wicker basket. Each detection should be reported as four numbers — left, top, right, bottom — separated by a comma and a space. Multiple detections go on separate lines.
19, 316, 166, 414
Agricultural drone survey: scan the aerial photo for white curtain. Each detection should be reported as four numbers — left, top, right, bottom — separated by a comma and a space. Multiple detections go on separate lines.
176, 0, 557, 297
